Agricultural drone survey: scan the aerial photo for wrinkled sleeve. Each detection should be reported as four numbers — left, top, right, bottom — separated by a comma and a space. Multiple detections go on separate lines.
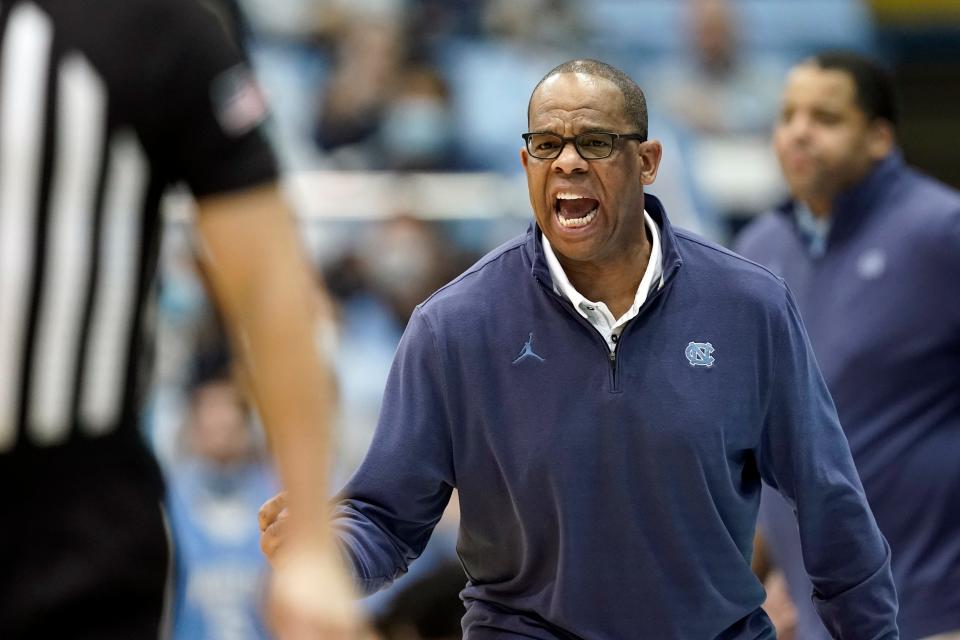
332, 307, 455, 595
942, 206, 960, 336
757, 286, 899, 639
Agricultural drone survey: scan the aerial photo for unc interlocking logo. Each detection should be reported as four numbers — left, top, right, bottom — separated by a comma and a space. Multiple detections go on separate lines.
685, 342, 715, 368
512, 333, 545, 365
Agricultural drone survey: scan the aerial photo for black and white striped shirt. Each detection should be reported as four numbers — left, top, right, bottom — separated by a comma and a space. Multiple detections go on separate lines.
0, 0, 276, 454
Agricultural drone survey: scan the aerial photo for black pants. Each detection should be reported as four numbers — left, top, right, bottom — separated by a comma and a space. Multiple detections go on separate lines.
0, 434, 169, 639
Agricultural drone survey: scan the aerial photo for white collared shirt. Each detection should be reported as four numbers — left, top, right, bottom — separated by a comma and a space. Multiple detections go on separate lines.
542, 210, 663, 351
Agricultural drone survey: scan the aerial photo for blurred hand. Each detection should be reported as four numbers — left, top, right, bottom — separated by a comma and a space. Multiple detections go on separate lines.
762, 570, 798, 640
259, 491, 289, 562
260, 492, 365, 639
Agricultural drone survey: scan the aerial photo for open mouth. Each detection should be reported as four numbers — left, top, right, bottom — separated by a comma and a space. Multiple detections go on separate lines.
555, 193, 600, 229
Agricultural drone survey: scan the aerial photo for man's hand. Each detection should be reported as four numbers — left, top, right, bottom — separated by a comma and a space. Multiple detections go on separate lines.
762, 571, 797, 640
259, 492, 364, 639
260, 491, 289, 562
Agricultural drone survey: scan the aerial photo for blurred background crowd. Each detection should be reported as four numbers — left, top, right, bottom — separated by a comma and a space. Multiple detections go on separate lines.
149, 1, 960, 638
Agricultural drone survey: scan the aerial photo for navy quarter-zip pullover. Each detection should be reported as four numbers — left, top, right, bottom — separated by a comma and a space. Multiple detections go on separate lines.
335, 195, 898, 639
736, 152, 960, 639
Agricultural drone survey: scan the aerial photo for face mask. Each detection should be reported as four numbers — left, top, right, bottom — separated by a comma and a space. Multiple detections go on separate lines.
159, 271, 206, 323
362, 233, 435, 301
379, 97, 452, 164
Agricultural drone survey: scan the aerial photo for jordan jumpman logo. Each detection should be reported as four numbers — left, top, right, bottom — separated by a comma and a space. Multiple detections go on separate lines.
512, 333, 545, 364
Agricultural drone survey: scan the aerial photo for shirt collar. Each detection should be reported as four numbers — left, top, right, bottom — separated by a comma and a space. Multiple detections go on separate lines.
541, 209, 663, 321
793, 201, 831, 257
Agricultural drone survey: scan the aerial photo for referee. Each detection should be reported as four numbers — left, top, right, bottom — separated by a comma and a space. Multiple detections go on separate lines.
0, 1, 356, 637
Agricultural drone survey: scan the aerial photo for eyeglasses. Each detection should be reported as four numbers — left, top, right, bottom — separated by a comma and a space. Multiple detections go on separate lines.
521, 131, 646, 160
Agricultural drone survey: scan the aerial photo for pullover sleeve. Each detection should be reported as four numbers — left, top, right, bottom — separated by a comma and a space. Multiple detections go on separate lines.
943, 207, 960, 336
757, 286, 899, 639
332, 308, 455, 595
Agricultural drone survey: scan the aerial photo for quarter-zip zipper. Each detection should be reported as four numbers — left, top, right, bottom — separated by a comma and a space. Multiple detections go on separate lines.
608, 345, 619, 391
533, 260, 679, 394
535, 278, 612, 364
533, 279, 629, 392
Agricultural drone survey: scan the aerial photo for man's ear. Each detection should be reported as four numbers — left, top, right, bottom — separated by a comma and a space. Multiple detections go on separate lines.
639, 140, 663, 186
867, 119, 895, 162
520, 146, 530, 171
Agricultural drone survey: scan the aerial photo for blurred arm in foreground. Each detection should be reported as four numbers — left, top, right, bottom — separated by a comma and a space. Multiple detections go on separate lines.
197, 183, 359, 639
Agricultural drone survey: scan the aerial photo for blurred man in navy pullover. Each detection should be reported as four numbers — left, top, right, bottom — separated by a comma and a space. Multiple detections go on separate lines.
736, 51, 960, 640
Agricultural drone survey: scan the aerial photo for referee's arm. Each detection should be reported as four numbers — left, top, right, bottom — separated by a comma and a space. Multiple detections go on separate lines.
194, 181, 359, 640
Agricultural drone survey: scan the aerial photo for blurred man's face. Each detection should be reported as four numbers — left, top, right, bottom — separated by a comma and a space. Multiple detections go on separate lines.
774, 64, 888, 211
693, 0, 735, 71
189, 381, 251, 466
521, 73, 659, 269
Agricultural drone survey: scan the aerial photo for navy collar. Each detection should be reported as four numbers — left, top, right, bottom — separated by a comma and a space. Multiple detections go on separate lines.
778, 151, 905, 248
830, 150, 905, 242
525, 193, 684, 290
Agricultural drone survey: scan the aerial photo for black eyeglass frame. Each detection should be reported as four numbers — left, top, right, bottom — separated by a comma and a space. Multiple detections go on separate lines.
521, 131, 647, 160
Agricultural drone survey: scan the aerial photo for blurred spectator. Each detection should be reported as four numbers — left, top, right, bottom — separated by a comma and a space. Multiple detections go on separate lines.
648, 0, 782, 136
151, 219, 218, 464
645, 0, 787, 236
314, 16, 406, 167
439, 0, 587, 173
310, 1, 465, 173
644, 116, 721, 239
327, 215, 472, 480
482, 0, 587, 50
379, 65, 461, 171
407, 0, 486, 49
353, 215, 468, 323
167, 347, 277, 640
735, 51, 960, 640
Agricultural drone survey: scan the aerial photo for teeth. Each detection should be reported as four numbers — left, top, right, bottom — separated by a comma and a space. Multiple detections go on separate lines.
557, 207, 598, 228
556, 192, 585, 200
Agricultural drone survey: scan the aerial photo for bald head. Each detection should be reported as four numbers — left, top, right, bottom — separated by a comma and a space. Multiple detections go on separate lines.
527, 59, 649, 139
